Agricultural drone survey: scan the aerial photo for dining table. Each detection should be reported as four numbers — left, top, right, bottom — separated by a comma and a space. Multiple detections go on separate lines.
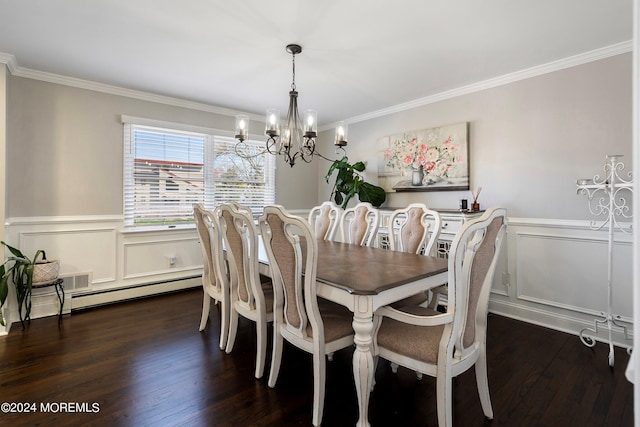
257, 238, 449, 427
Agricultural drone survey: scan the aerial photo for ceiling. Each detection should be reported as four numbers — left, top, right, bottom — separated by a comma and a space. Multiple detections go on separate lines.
0, 1, 633, 126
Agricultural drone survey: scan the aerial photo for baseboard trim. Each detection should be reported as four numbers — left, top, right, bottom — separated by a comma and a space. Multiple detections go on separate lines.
71, 277, 201, 311
489, 298, 633, 349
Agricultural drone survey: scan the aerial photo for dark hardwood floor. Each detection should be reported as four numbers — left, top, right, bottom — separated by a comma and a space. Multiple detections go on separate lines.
0, 288, 633, 426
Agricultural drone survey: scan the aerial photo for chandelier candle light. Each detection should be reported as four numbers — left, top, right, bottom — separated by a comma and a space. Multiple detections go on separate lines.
234, 44, 348, 167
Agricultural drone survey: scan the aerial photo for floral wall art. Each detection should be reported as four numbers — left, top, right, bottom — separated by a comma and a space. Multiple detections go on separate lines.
376, 122, 469, 192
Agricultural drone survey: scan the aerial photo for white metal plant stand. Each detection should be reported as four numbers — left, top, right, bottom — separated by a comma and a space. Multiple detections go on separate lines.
576, 154, 633, 367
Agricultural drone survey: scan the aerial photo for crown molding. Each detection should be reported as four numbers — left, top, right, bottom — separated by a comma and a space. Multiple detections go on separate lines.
4, 58, 263, 122
0, 52, 17, 74
1, 40, 632, 129
319, 40, 633, 131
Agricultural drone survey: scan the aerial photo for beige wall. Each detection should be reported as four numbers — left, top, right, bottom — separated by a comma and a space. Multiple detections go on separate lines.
317, 53, 633, 220
9, 54, 630, 220
6, 77, 318, 218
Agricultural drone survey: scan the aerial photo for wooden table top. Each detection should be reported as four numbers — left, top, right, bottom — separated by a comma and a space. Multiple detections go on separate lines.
314, 240, 448, 296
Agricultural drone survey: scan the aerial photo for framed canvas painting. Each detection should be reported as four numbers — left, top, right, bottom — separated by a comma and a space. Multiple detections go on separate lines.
376, 122, 469, 192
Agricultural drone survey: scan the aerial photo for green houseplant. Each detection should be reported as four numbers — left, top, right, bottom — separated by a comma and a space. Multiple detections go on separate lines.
0, 242, 54, 327
325, 156, 386, 209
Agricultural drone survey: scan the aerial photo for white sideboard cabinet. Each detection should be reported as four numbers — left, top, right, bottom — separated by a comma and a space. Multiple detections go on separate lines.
377, 208, 484, 256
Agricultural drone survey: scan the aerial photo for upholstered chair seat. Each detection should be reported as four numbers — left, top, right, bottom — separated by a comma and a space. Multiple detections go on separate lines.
374, 207, 507, 427
193, 204, 230, 350
220, 203, 274, 380
377, 306, 444, 364
260, 205, 355, 427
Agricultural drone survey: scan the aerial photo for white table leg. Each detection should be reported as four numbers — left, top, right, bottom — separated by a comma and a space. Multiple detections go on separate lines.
352, 296, 374, 427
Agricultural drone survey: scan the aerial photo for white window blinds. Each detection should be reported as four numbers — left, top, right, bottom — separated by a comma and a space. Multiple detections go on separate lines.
210, 136, 275, 215
124, 122, 275, 228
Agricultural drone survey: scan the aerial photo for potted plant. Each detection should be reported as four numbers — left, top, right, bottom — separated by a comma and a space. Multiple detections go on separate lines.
325, 156, 386, 209
0, 242, 59, 327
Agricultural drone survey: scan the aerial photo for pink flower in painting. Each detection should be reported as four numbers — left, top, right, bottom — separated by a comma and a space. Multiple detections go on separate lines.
383, 131, 464, 180
426, 147, 439, 162
440, 136, 455, 157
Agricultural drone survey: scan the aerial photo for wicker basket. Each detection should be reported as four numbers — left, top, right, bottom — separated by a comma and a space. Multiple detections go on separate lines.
33, 260, 60, 284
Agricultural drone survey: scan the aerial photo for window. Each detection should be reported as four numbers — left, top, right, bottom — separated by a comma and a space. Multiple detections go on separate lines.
123, 121, 275, 228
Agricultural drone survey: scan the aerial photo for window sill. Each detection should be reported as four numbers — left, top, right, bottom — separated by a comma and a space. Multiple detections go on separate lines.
120, 224, 196, 234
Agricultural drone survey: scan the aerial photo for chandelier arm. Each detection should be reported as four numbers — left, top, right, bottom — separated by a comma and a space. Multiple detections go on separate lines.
234, 43, 349, 168
265, 136, 280, 155
312, 146, 347, 163
285, 150, 298, 167
234, 140, 269, 158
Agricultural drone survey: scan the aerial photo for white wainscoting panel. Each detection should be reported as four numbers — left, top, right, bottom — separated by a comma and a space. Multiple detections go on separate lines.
19, 228, 117, 284
3, 214, 634, 350
123, 236, 201, 279
490, 234, 510, 297
490, 218, 634, 348
515, 232, 632, 320
3, 215, 203, 328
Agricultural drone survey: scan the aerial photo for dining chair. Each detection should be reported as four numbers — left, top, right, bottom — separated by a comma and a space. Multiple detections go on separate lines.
219, 203, 274, 379
308, 201, 343, 241
388, 203, 441, 256
340, 202, 379, 246
193, 204, 229, 350
373, 207, 507, 427
388, 203, 443, 309
259, 205, 354, 427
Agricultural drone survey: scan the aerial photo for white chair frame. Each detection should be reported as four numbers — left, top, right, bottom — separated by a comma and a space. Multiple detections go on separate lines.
388, 203, 442, 256
387, 203, 443, 312
308, 201, 343, 241
259, 205, 354, 427
341, 202, 379, 246
193, 204, 229, 350
373, 207, 507, 427
219, 203, 274, 379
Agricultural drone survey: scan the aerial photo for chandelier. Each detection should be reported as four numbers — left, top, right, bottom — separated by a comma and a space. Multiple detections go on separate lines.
234, 44, 348, 167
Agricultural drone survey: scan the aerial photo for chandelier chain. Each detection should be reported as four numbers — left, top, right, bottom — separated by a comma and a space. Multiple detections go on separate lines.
291, 52, 296, 91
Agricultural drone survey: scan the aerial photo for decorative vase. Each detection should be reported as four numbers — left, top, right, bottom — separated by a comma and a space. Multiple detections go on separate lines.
411, 166, 424, 186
